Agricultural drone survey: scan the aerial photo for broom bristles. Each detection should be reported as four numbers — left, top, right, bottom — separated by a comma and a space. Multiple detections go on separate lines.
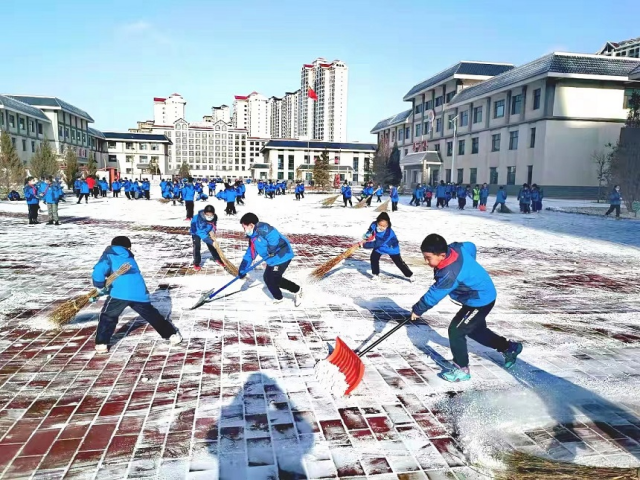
158, 198, 171, 203
321, 194, 340, 206
354, 195, 371, 209
311, 243, 361, 279
213, 237, 240, 277
375, 199, 390, 212
49, 263, 132, 327
496, 450, 640, 480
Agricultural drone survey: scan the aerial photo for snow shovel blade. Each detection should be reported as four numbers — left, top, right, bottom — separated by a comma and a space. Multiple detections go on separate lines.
325, 337, 365, 395
190, 291, 211, 310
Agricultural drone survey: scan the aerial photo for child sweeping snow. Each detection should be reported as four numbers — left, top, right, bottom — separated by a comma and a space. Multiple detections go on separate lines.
238, 213, 302, 306
410, 233, 523, 382
359, 212, 414, 282
91, 236, 182, 353
190, 205, 223, 271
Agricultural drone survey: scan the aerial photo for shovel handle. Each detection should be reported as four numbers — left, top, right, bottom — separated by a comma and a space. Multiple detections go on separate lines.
357, 317, 413, 357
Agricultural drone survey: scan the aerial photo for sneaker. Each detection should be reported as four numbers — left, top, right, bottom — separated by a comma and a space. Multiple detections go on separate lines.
503, 342, 523, 369
440, 366, 471, 382
371, 275, 380, 282
169, 332, 183, 345
294, 288, 303, 307
55, 221, 60, 226
193, 265, 202, 271
408, 275, 416, 283
95, 344, 108, 354
272, 298, 284, 305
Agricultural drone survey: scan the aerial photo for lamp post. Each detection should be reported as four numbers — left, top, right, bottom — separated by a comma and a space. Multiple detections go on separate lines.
449, 115, 459, 183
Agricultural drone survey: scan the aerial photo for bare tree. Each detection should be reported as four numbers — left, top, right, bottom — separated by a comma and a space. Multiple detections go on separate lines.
371, 141, 391, 185
0, 131, 25, 197
312, 149, 331, 191
592, 148, 611, 203
609, 137, 640, 212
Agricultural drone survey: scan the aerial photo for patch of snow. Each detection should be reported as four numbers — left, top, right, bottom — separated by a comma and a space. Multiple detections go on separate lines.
314, 360, 349, 397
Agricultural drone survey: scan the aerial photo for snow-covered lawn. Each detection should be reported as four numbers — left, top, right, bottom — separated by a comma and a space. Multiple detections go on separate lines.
0, 188, 639, 479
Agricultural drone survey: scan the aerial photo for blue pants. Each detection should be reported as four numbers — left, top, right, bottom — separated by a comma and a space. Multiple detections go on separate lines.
97, 298, 176, 345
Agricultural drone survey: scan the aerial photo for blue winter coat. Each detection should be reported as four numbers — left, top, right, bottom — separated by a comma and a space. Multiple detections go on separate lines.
495, 190, 507, 203
531, 189, 541, 202
390, 186, 399, 202
363, 186, 374, 196
24, 185, 39, 205
517, 188, 531, 204
609, 190, 622, 206
413, 242, 497, 315
142, 181, 150, 191
80, 181, 90, 194
112, 181, 121, 191
100, 180, 109, 191
238, 184, 246, 195
480, 187, 489, 200
258, 181, 264, 190
208, 181, 216, 191
375, 187, 383, 196
190, 210, 217, 242
37, 182, 47, 196
172, 185, 181, 198
363, 221, 401, 255
92, 246, 150, 303
341, 185, 352, 198
239, 222, 295, 274
181, 184, 196, 201
456, 186, 467, 198
74, 179, 81, 191
436, 185, 447, 198
161, 183, 172, 199
43, 183, 62, 204
123, 181, 132, 192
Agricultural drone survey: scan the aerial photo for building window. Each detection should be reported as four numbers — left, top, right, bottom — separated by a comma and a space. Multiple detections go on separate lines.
434, 143, 440, 152
446, 91, 455, 103
507, 166, 516, 185
435, 96, 444, 107
108, 155, 117, 162
425, 100, 433, 110
446, 141, 453, 157
31, 141, 35, 153
19, 117, 25, 130
511, 94, 523, 115
9, 115, 15, 128
470, 168, 477, 185
448, 114, 455, 130
471, 137, 479, 154
415, 123, 422, 137
494, 100, 505, 118
126, 142, 134, 150
151, 144, 159, 151
533, 88, 541, 110
277, 155, 284, 170
530, 127, 536, 148
126, 155, 133, 163
108, 141, 116, 148
509, 130, 519, 150
404, 126, 410, 140
415, 103, 423, 115
527, 165, 533, 185
353, 157, 359, 171
457, 168, 463, 184
38, 123, 43, 135
29, 120, 35, 133
460, 111, 469, 127
491, 134, 501, 152
473, 106, 483, 124
446, 169, 451, 183
458, 139, 465, 155
288, 155, 294, 170
22, 139, 27, 151
436, 118, 442, 133
140, 143, 147, 150
490, 167, 498, 185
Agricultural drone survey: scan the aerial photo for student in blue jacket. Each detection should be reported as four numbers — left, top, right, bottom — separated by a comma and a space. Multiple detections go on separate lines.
73, 178, 82, 198
411, 234, 523, 382
517, 183, 531, 214
172, 181, 182, 206
42, 176, 63, 225
77, 178, 90, 204
181, 177, 196, 220
456, 184, 468, 210
123, 179, 132, 200
479, 183, 489, 208
530, 184, 543, 213
374, 185, 384, 203
390, 185, 399, 211
91, 236, 181, 353
223, 184, 237, 215
491, 186, 507, 213
208, 180, 217, 196
605, 185, 622, 218
24, 176, 40, 224
142, 179, 151, 200
112, 179, 121, 198
238, 213, 302, 306
257, 180, 264, 195
235, 181, 245, 205
359, 212, 413, 282
341, 181, 352, 207
436, 180, 447, 208
190, 205, 223, 271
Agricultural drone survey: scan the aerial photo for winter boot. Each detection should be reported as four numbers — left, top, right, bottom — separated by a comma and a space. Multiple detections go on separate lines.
503, 342, 523, 369
440, 365, 471, 382
47, 220, 54, 225
55, 221, 60, 226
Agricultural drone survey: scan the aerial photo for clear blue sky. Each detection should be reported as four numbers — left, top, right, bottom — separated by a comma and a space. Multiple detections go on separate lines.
3, 0, 638, 142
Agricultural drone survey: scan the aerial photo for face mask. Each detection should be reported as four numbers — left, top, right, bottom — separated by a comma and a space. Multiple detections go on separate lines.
205, 215, 214, 221
245, 227, 254, 237
376, 226, 386, 233
615, 187, 620, 191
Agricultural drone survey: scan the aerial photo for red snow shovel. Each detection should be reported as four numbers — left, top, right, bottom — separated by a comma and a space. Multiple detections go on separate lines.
325, 317, 413, 395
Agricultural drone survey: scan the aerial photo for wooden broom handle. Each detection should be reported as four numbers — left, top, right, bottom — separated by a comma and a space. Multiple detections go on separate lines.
104, 263, 132, 288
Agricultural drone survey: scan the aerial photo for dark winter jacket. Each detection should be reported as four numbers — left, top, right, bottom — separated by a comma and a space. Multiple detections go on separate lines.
531, 189, 541, 202
92, 246, 150, 303
609, 190, 622, 206
363, 221, 401, 255
190, 210, 217, 243
517, 188, 531, 204
239, 222, 295, 274
412, 242, 497, 315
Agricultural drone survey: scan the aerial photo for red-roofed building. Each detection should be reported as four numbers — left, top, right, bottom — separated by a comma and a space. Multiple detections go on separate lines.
153, 93, 186, 125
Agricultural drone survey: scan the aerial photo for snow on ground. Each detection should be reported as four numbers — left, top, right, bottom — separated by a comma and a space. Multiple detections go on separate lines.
0, 187, 639, 479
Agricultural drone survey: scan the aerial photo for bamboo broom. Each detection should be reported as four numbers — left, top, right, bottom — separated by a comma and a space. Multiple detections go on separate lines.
310, 242, 362, 279
495, 450, 640, 480
158, 198, 171, 204
321, 194, 340, 207
375, 199, 390, 212
354, 195, 372, 209
212, 235, 240, 277
50, 263, 132, 327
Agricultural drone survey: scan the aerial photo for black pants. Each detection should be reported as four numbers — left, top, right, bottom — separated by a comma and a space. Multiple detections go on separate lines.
370, 250, 412, 278
96, 298, 177, 345
77, 193, 89, 203
447, 301, 508, 368
409, 195, 417, 206
209, 188, 214, 195
125, 191, 131, 199
491, 202, 505, 213
101, 190, 107, 197
144, 191, 150, 200
92, 187, 99, 198
605, 204, 621, 217
74, 189, 80, 198
27, 204, 39, 223
113, 190, 120, 197
437, 197, 446, 208
264, 260, 300, 301
376, 196, 382, 203
192, 236, 221, 267
426, 197, 432, 207
225, 201, 236, 215
295, 193, 300, 200
185, 200, 194, 219
392, 201, 398, 211
473, 200, 478, 208
458, 197, 466, 210
366, 196, 372, 206
343, 196, 352, 207
236, 195, 244, 205
521, 203, 530, 214
300, 192, 304, 198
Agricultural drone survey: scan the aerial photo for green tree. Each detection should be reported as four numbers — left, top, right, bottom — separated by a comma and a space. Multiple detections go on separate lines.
86, 152, 98, 176
0, 131, 25, 197
610, 135, 640, 212
387, 142, 402, 185
626, 91, 640, 128
313, 149, 331, 191
179, 161, 190, 178
30, 138, 59, 179
64, 147, 79, 188
371, 141, 391, 185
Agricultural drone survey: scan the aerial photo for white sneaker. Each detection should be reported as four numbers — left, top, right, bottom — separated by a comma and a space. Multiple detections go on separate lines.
272, 298, 284, 305
371, 275, 380, 282
294, 288, 303, 307
95, 344, 108, 354
169, 332, 183, 345
408, 276, 416, 283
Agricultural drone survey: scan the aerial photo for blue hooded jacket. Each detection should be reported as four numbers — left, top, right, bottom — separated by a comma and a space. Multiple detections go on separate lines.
390, 186, 399, 202
239, 222, 294, 273
480, 187, 489, 200
363, 221, 400, 255
123, 180, 132, 192
74, 179, 81, 191
24, 184, 39, 205
496, 189, 507, 203
375, 187, 383, 196
181, 183, 196, 201
456, 186, 467, 198
436, 184, 447, 198
190, 210, 217, 243
341, 185, 352, 198
43, 183, 62, 204
224, 189, 237, 202
80, 181, 90, 194
112, 180, 121, 191
142, 180, 150, 191
609, 190, 621, 206
208, 181, 216, 191
92, 246, 150, 303
413, 242, 496, 315
517, 188, 531, 204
